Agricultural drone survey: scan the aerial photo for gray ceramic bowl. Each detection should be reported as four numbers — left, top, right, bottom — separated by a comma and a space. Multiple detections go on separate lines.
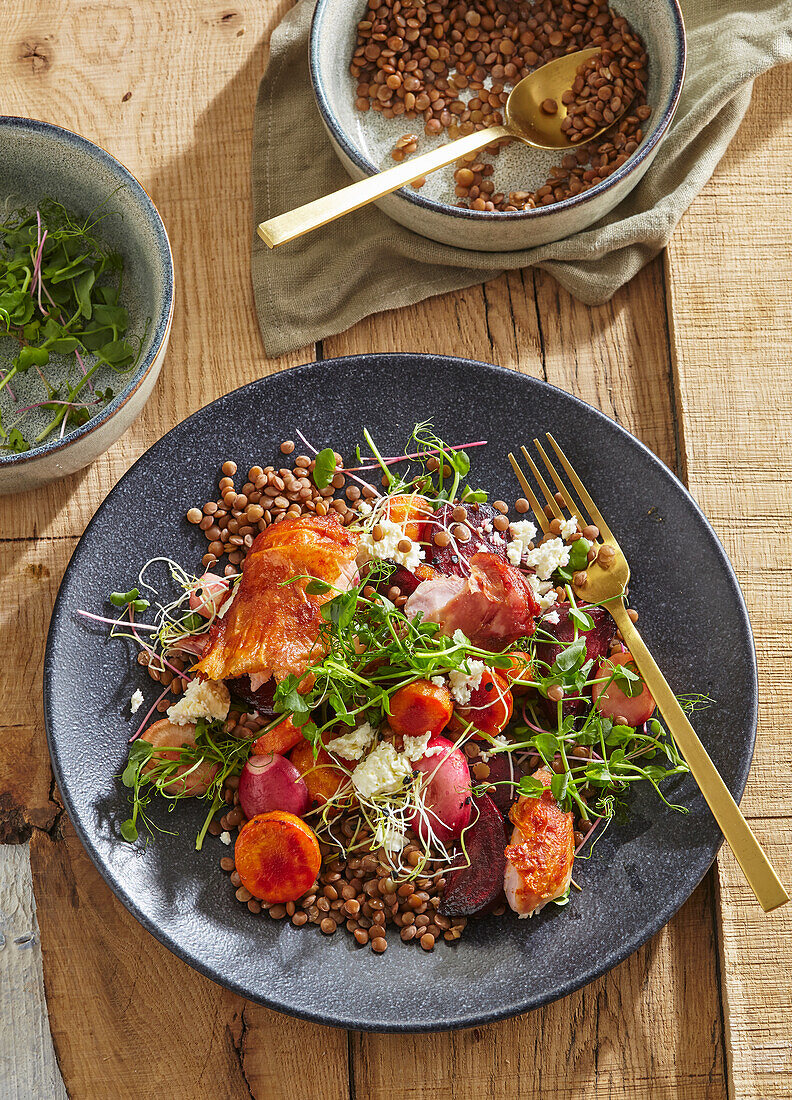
0, 117, 174, 493
310, 0, 686, 251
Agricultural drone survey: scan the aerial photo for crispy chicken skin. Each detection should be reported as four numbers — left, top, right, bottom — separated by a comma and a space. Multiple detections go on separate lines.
504, 767, 575, 917
194, 514, 359, 684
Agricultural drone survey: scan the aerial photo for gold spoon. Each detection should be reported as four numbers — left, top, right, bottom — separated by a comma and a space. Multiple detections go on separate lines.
258, 47, 623, 249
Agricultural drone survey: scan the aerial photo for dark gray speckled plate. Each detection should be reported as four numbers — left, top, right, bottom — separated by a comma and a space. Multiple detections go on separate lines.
44, 354, 757, 1032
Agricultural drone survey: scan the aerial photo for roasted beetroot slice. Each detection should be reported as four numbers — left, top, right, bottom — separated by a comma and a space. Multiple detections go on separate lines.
439, 794, 507, 917
536, 605, 616, 668
483, 752, 522, 816
427, 502, 507, 577
384, 565, 423, 595
226, 676, 277, 718
536, 605, 616, 717
371, 562, 435, 597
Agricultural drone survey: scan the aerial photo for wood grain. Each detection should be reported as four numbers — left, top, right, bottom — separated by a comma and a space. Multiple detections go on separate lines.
665, 61, 792, 1100
0, 844, 67, 1100
1, 1, 785, 1099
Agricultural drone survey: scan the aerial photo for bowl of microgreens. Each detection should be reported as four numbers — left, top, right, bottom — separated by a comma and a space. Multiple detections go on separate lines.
0, 116, 174, 493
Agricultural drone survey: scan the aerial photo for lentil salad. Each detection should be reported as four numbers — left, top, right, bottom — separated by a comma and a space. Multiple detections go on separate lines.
83, 424, 704, 955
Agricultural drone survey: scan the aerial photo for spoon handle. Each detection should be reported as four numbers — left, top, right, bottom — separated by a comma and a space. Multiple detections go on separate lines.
258, 124, 510, 249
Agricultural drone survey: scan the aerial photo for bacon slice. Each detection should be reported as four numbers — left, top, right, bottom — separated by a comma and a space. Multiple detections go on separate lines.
194, 514, 359, 684
427, 502, 507, 576
504, 767, 575, 917
404, 551, 539, 649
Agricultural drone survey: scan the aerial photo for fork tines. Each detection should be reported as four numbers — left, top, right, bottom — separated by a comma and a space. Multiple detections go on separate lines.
508, 433, 613, 544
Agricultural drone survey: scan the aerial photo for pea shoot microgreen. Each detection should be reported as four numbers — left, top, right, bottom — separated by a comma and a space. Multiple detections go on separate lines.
311, 447, 337, 489
0, 198, 147, 451
87, 422, 705, 893
271, 575, 511, 757
119, 717, 251, 849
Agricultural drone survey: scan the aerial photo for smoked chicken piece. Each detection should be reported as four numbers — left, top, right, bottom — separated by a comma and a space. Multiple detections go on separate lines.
405, 551, 539, 649
504, 767, 575, 917
194, 514, 359, 684
427, 502, 507, 577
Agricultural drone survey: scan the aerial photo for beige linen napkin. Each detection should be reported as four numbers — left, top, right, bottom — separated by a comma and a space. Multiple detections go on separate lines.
251, 0, 792, 357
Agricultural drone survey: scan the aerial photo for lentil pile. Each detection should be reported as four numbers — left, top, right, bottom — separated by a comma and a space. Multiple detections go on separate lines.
351, 0, 652, 211
217, 804, 471, 951
140, 441, 641, 955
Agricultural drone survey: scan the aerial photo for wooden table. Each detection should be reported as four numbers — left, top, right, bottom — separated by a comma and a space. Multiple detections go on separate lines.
1, 3, 790, 1097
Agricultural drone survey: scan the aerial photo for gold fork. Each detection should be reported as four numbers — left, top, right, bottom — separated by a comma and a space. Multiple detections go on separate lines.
509, 433, 789, 913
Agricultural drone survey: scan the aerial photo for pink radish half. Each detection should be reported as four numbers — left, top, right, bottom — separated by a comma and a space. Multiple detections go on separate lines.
189, 572, 231, 618
238, 753, 310, 818
409, 734, 472, 845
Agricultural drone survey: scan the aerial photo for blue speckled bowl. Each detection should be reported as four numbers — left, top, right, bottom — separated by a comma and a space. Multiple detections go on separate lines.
310, 0, 686, 250
0, 117, 174, 493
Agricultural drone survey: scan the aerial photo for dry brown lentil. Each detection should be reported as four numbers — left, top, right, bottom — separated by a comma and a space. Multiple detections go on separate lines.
351, 0, 650, 212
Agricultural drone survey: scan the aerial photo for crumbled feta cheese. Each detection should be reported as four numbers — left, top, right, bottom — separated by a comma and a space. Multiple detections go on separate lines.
220, 831, 232, 845
524, 537, 570, 581
130, 689, 144, 715
507, 519, 538, 565
448, 659, 486, 705
326, 721, 375, 761
526, 572, 557, 611
402, 732, 432, 761
491, 532, 505, 546
357, 500, 373, 515
430, 675, 446, 689
544, 610, 560, 625
560, 516, 579, 540
166, 677, 230, 726
373, 820, 408, 853
480, 734, 510, 762
351, 742, 413, 799
357, 518, 424, 571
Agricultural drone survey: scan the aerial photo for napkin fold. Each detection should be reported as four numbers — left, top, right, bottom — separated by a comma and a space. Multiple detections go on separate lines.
251, 0, 792, 357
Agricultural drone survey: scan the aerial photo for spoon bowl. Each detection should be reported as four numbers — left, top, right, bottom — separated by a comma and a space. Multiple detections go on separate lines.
503, 47, 603, 149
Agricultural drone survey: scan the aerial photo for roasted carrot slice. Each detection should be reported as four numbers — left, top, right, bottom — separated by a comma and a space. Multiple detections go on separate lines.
252, 715, 304, 757
389, 679, 453, 738
139, 719, 218, 796
501, 652, 535, 692
290, 739, 349, 806
449, 668, 513, 737
593, 651, 656, 727
235, 811, 321, 903
382, 493, 432, 543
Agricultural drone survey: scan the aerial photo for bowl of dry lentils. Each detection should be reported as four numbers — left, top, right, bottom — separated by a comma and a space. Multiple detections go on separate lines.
310, 0, 686, 249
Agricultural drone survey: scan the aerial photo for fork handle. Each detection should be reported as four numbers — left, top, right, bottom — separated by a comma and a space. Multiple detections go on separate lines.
609, 600, 788, 912
257, 124, 510, 248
